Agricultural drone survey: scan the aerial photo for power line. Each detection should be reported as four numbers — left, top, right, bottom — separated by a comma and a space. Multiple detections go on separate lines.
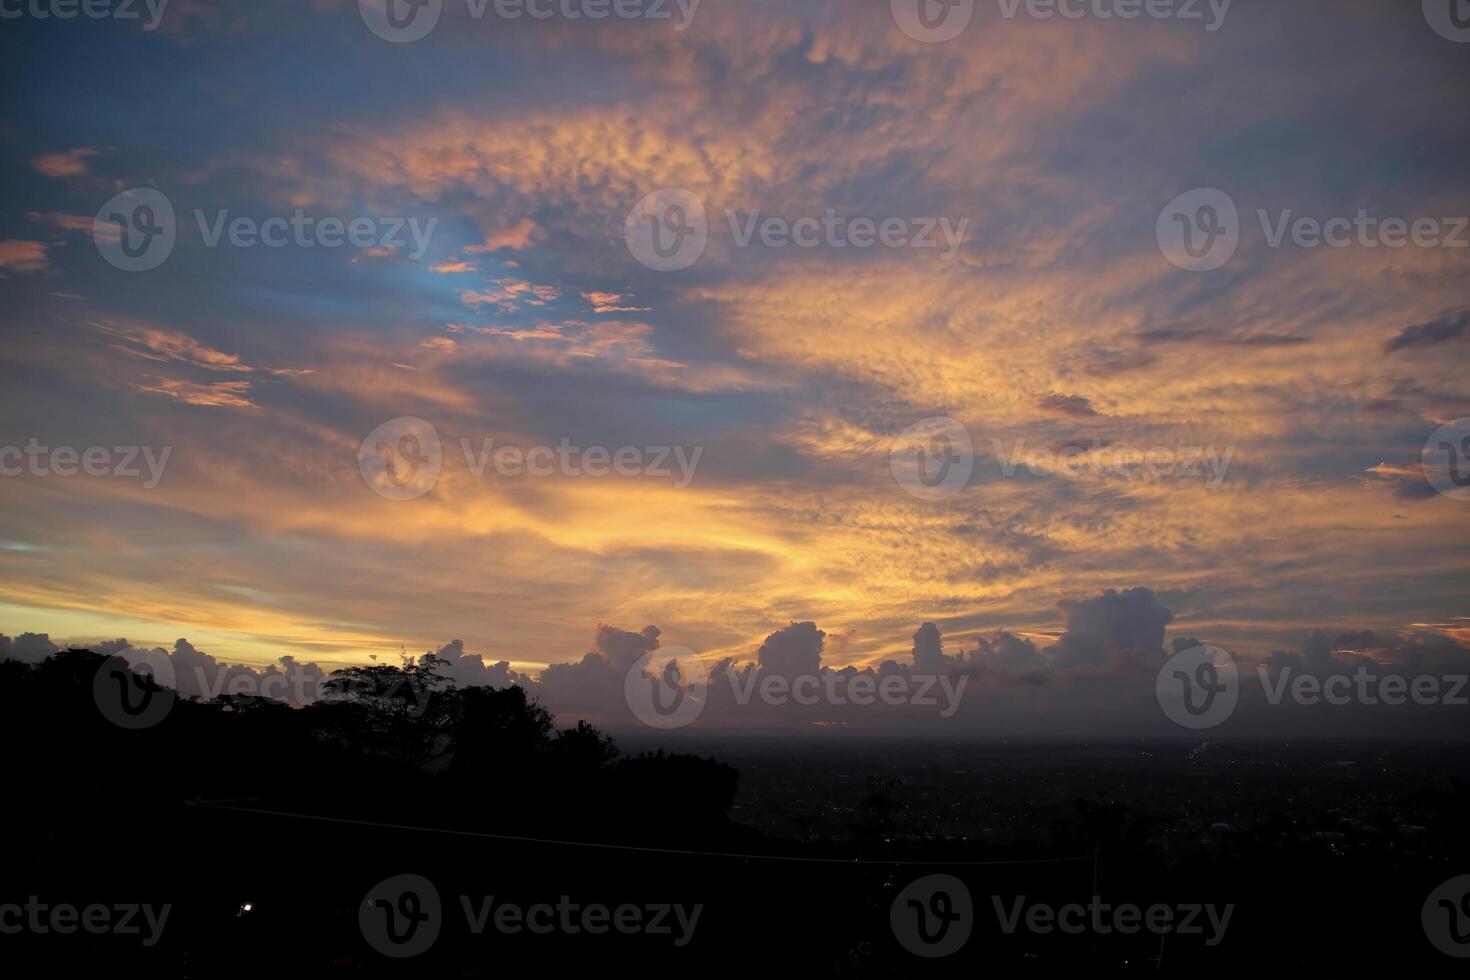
188, 800, 1092, 867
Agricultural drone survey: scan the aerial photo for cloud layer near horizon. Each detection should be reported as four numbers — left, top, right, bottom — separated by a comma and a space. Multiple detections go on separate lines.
0, 0, 1467, 710
7, 585, 1468, 736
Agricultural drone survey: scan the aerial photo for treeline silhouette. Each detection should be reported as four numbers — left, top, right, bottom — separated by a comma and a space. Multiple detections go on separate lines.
2, 649, 739, 843
3, 649, 1469, 976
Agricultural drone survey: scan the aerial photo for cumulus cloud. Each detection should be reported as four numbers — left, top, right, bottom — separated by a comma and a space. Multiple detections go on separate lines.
756, 621, 824, 677
1048, 587, 1175, 669
8, 587, 1470, 737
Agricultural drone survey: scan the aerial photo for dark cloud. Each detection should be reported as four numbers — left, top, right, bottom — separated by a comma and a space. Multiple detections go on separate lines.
10, 592, 1470, 738
756, 622, 824, 678
1048, 587, 1174, 669
423, 639, 528, 690
1037, 393, 1099, 418
0, 632, 59, 664
1384, 307, 1470, 354
910, 622, 947, 673
591, 624, 661, 670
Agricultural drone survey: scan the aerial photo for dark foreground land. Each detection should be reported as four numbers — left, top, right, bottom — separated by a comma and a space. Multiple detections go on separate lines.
4, 650, 1469, 976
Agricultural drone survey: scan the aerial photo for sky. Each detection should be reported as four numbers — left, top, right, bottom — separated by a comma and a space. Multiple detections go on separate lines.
0, 0, 1467, 728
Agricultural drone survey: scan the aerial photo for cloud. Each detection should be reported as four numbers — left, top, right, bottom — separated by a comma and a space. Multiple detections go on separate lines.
1384, 307, 1470, 354
0, 240, 49, 273
87, 321, 254, 372
1048, 587, 1175, 669
28, 212, 95, 233
459, 279, 561, 311
0, 632, 61, 664
421, 639, 529, 689
1037, 393, 1100, 418
132, 377, 258, 408
466, 219, 539, 253
581, 290, 649, 314
30, 148, 97, 178
756, 621, 824, 677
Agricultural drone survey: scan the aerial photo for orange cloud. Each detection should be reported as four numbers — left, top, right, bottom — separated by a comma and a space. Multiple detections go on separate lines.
0, 240, 48, 272
466, 218, 539, 252
30, 148, 97, 178
132, 377, 257, 408
430, 260, 478, 274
